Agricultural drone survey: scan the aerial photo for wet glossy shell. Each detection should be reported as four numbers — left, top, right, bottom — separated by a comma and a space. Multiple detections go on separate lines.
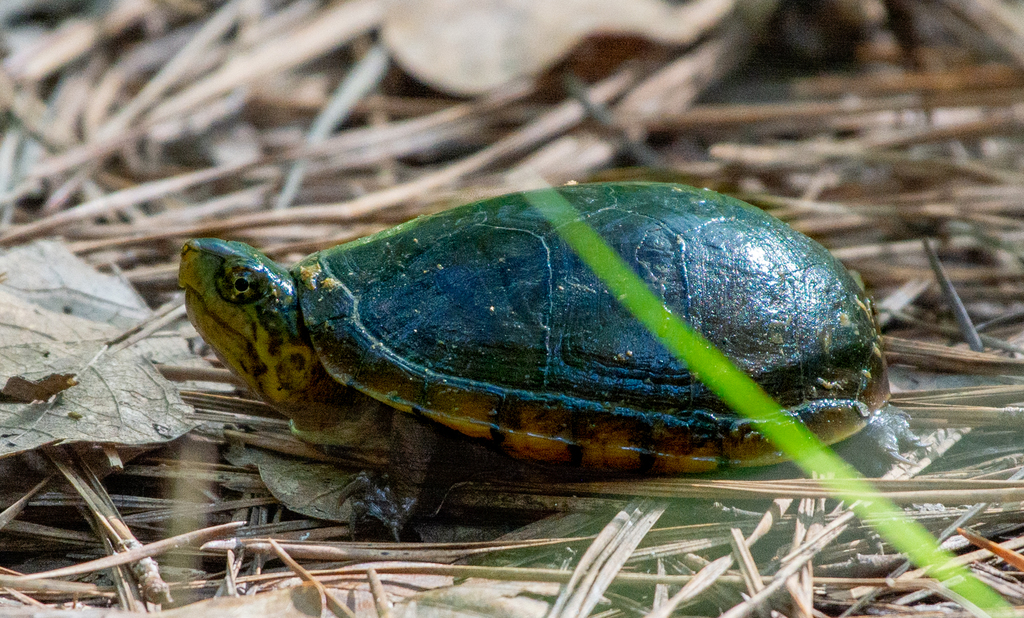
294, 182, 887, 473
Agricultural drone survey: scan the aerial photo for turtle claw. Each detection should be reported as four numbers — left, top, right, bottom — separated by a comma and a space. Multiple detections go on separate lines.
883, 448, 915, 465
835, 406, 923, 475
862, 406, 924, 462
341, 472, 416, 541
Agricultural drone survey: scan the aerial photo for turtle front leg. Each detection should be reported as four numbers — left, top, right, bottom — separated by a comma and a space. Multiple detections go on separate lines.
344, 410, 535, 538
339, 472, 417, 541
340, 411, 455, 539
834, 405, 925, 475
863, 405, 925, 461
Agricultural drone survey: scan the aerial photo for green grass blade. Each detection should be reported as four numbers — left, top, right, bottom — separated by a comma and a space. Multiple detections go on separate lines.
526, 187, 1008, 613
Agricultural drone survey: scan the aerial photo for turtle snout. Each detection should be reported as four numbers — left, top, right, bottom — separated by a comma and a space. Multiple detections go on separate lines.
179, 240, 221, 291
179, 242, 198, 290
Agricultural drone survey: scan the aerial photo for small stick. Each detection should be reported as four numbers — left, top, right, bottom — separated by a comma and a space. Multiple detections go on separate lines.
274, 44, 389, 210
13, 521, 245, 581
923, 238, 984, 352
267, 539, 357, 618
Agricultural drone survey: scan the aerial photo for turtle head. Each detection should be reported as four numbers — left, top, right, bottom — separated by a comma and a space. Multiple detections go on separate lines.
179, 239, 318, 406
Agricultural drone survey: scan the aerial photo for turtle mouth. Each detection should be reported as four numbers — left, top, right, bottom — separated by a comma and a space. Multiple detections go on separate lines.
183, 287, 243, 356
179, 243, 259, 390
182, 285, 266, 393
178, 241, 213, 294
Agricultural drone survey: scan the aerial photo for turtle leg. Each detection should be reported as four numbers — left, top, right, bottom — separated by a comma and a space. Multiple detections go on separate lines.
333, 412, 436, 540
340, 472, 416, 541
344, 411, 540, 538
832, 405, 924, 476
388, 410, 443, 493
861, 405, 925, 459
340, 411, 456, 539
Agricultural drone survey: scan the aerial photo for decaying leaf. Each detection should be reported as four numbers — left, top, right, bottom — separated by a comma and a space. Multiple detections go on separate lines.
382, 0, 735, 94
0, 339, 195, 456
0, 289, 195, 457
0, 240, 151, 328
0, 580, 324, 616
226, 442, 358, 523
393, 580, 557, 618
326, 567, 455, 618
0, 287, 114, 345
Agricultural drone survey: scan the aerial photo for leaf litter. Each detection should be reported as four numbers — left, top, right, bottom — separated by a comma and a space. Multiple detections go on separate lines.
0, 237, 198, 456
0, 240, 151, 328
4, 0, 1024, 617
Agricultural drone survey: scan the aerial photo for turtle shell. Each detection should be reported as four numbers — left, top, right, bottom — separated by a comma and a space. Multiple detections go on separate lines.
293, 182, 887, 473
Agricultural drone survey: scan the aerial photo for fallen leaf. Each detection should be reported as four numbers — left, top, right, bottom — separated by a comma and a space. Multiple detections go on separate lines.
0, 339, 195, 455
58, 583, 326, 618
0, 286, 114, 344
0, 289, 195, 456
0, 240, 150, 328
324, 566, 454, 618
162, 582, 325, 618
382, 0, 735, 94
393, 580, 557, 618
226, 442, 357, 523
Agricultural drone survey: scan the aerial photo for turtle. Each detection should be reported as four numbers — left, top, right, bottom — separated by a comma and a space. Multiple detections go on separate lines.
179, 182, 898, 531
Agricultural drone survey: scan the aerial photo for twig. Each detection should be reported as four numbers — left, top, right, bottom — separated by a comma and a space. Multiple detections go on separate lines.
13, 520, 245, 581
274, 43, 389, 210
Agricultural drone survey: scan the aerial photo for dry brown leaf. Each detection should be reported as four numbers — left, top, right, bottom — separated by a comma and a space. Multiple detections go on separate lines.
0, 240, 150, 328
382, 0, 735, 94
392, 580, 557, 618
0, 338, 194, 456
162, 583, 324, 618
313, 567, 454, 618
1, 372, 77, 403
0, 287, 114, 344
225, 442, 358, 523
0, 289, 194, 456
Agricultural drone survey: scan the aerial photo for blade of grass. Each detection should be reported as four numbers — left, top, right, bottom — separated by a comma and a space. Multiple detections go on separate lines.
524, 186, 1008, 614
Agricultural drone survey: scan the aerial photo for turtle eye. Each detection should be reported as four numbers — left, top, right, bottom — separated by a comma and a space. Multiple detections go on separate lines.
217, 267, 266, 303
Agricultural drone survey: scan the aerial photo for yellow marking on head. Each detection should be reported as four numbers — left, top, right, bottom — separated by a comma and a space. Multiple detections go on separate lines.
180, 239, 319, 407
256, 342, 317, 403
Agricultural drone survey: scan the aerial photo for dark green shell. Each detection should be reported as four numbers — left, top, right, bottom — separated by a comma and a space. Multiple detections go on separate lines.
293, 182, 887, 472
